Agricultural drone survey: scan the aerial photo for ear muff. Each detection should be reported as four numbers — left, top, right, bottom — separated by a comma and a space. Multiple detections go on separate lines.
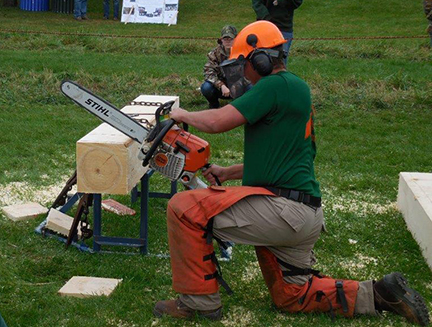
246, 33, 273, 76
249, 49, 273, 76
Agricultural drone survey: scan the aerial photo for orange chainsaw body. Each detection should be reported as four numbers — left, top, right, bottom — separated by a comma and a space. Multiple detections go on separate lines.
162, 128, 210, 173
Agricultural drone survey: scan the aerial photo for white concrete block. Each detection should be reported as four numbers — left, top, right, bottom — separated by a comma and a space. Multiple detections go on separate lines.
58, 276, 122, 298
397, 172, 432, 271
1, 202, 48, 222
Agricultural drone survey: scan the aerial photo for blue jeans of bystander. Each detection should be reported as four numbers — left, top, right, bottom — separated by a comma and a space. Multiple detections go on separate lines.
201, 81, 252, 108
200, 81, 225, 109
103, 0, 119, 19
281, 31, 293, 65
74, 0, 87, 18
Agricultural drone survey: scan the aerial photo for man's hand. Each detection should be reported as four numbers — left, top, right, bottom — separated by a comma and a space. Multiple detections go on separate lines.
202, 164, 228, 185
169, 107, 188, 123
221, 85, 230, 97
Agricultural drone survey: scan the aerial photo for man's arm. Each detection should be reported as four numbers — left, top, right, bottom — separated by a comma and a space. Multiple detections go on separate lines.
169, 104, 247, 134
252, 0, 271, 20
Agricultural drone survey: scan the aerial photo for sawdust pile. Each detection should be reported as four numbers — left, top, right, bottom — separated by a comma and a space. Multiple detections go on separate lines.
0, 177, 75, 207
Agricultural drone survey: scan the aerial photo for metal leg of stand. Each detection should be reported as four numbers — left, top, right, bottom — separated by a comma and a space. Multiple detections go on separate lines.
130, 169, 178, 255
59, 193, 81, 213
131, 185, 139, 204
140, 173, 149, 255
93, 194, 102, 252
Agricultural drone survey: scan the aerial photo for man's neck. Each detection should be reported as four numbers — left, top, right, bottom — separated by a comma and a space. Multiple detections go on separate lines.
272, 67, 286, 74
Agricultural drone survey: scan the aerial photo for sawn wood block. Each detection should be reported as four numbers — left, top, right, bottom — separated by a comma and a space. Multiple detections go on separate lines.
102, 199, 136, 216
76, 95, 179, 195
45, 208, 83, 237
58, 276, 122, 298
1, 202, 48, 222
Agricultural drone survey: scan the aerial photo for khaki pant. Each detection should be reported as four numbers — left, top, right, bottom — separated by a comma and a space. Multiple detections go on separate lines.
180, 195, 376, 316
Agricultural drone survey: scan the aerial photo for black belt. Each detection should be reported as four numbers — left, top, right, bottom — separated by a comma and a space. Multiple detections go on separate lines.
264, 186, 321, 208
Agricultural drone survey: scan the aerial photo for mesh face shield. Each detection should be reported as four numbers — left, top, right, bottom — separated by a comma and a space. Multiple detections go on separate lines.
220, 57, 251, 99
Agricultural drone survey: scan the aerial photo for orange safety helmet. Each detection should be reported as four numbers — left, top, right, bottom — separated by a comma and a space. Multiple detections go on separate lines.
228, 21, 287, 61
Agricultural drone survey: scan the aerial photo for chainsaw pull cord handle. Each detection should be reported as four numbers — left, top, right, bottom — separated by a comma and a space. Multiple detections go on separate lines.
203, 163, 222, 186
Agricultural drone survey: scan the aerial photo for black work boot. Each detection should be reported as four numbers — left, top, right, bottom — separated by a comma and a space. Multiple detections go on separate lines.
153, 298, 222, 321
374, 272, 430, 326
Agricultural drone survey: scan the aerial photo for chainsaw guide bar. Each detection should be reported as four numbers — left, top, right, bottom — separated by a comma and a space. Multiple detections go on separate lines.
60, 80, 149, 144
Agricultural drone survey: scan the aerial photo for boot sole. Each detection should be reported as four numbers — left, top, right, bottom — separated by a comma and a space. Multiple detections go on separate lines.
153, 307, 222, 321
198, 308, 223, 321
391, 272, 430, 326
153, 307, 164, 318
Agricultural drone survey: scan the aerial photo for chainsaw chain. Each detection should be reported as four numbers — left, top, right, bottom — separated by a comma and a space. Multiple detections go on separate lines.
129, 101, 163, 107
127, 114, 153, 127
80, 199, 93, 240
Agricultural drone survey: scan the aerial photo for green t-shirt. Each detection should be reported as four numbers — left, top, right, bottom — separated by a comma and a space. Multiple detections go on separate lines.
231, 71, 321, 197
0, 312, 7, 327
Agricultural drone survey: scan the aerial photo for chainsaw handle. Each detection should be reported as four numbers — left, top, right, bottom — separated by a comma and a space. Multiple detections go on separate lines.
142, 100, 188, 167
142, 119, 176, 167
155, 100, 188, 130
155, 100, 175, 123
203, 163, 222, 186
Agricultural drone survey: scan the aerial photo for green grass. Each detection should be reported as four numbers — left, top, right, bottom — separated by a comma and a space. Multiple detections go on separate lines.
1, 0, 432, 326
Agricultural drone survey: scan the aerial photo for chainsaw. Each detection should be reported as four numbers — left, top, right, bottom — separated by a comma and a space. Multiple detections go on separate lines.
60, 80, 219, 189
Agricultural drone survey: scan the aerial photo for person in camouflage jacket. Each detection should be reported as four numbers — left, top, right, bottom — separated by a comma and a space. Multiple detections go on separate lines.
425, 0, 432, 45
200, 25, 237, 109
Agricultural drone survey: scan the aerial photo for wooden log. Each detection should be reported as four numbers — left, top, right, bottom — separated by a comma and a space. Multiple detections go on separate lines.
76, 95, 179, 195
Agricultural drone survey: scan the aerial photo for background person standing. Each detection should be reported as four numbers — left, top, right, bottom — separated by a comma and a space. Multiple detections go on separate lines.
252, 0, 302, 64
74, 0, 88, 20
103, 0, 120, 20
425, 0, 432, 46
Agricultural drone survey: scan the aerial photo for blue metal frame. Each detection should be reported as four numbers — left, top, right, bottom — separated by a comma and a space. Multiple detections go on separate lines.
36, 169, 177, 255
35, 193, 93, 253
92, 169, 177, 254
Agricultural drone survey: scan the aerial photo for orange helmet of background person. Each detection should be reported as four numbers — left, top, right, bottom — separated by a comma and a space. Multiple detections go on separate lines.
229, 21, 287, 61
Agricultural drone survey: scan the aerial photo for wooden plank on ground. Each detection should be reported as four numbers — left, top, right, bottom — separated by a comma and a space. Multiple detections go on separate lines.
76, 95, 179, 195
58, 276, 122, 298
45, 208, 83, 237
2, 202, 48, 222
397, 172, 432, 271
102, 199, 136, 216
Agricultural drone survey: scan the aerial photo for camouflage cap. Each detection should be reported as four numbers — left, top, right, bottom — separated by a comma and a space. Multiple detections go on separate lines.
221, 25, 237, 39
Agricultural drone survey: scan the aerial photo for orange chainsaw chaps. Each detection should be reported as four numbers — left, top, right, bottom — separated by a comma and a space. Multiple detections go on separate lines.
167, 186, 274, 294
255, 246, 359, 317
162, 128, 211, 173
